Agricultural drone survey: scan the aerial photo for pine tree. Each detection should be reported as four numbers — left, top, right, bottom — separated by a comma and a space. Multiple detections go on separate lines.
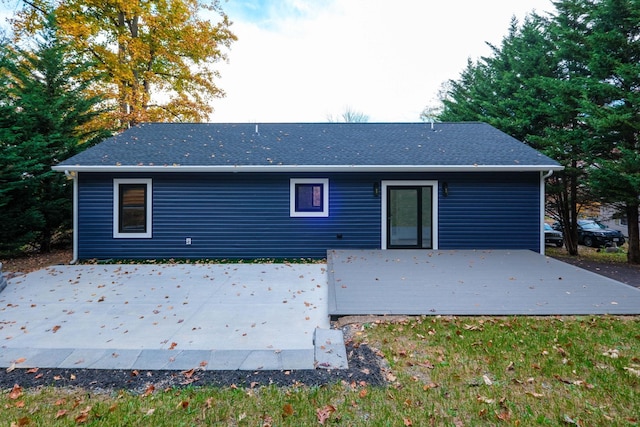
0, 15, 109, 254
578, 0, 640, 263
436, 14, 590, 255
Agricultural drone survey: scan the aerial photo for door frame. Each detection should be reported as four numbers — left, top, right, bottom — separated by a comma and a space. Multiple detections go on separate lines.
381, 180, 439, 250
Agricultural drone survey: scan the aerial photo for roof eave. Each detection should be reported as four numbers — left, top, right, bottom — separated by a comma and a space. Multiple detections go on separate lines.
52, 164, 564, 173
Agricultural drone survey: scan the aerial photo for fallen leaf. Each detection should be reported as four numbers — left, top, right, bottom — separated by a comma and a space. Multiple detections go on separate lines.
477, 395, 495, 404
75, 406, 92, 423
282, 403, 294, 418
52, 325, 61, 333
404, 417, 413, 426
169, 342, 178, 350
316, 405, 336, 425
55, 409, 68, 419
9, 384, 23, 399
563, 414, 579, 425
143, 385, 155, 397
624, 366, 640, 377
496, 409, 511, 421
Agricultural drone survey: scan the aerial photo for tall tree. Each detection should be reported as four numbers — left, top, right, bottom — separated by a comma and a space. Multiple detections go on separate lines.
577, 0, 640, 263
11, 0, 236, 128
437, 15, 590, 255
0, 15, 109, 254
437, 1, 640, 263
532, 0, 596, 256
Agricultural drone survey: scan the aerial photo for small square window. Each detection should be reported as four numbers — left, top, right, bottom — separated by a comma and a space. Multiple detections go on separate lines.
113, 179, 152, 238
290, 178, 329, 217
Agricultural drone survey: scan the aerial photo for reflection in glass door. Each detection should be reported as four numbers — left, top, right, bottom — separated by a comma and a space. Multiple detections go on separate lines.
387, 186, 433, 249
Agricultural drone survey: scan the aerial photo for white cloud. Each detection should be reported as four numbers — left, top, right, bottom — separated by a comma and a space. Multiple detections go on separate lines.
211, 0, 554, 123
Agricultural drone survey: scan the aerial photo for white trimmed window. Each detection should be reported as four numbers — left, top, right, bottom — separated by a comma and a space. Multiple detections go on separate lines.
113, 179, 152, 238
290, 178, 329, 217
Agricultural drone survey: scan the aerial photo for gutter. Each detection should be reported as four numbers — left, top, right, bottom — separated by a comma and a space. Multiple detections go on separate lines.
52, 164, 566, 174
540, 169, 555, 255
64, 170, 79, 265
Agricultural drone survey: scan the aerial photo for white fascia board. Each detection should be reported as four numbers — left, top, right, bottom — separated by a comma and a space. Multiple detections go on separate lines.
52, 164, 564, 173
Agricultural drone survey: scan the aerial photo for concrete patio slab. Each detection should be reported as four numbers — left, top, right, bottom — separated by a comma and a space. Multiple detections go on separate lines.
328, 249, 640, 316
0, 263, 331, 370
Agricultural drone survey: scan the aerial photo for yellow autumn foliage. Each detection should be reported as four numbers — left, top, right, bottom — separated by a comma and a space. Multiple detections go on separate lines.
11, 0, 236, 128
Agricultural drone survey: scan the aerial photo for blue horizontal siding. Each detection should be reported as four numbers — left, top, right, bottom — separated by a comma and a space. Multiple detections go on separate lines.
77, 173, 382, 259
437, 173, 540, 251
76, 171, 541, 260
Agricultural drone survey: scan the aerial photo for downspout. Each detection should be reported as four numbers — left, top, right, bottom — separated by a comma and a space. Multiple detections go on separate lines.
540, 170, 554, 255
64, 170, 79, 264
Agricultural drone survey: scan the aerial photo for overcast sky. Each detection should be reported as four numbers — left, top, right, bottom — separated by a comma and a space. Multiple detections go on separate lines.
210, 0, 555, 123
1, 0, 555, 123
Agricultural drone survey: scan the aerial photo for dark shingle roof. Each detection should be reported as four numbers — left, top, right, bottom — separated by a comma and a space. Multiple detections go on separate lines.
54, 122, 562, 172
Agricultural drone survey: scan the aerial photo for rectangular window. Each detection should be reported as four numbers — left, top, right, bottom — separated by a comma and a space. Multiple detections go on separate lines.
290, 178, 329, 217
113, 179, 152, 238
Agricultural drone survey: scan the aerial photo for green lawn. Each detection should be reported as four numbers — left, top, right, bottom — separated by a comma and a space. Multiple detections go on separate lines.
2, 316, 639, 426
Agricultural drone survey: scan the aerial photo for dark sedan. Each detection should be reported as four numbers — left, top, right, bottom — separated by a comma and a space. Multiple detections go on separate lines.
577, 220, 626, 247
544, 223, 564, 247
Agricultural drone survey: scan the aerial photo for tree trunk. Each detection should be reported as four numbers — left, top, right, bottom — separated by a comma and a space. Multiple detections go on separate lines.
626, 204, 640, 264
39, 228, 52, 254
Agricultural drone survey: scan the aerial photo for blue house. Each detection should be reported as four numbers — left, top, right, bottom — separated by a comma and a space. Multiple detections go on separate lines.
53, 122, 562, 261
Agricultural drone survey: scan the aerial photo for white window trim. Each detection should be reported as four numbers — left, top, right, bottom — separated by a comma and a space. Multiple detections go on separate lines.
113, 178, 152, 238
381, 180, 438, 250
290, 178, 329, 217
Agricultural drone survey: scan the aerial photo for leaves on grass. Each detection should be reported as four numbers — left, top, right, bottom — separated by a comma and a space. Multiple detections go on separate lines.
9, 384, 23, 399
482, 374, 493, 386
74, 406, 92, 424
553, 375, 594, 389
525, 391, 544, 398
282, 403, 294, 418
316, 405, 336, 425
623, 366, 640, 377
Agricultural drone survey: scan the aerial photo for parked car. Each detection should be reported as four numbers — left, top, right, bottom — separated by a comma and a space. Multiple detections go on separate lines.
577, 219, 625, 247
544, 223, 564, 247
